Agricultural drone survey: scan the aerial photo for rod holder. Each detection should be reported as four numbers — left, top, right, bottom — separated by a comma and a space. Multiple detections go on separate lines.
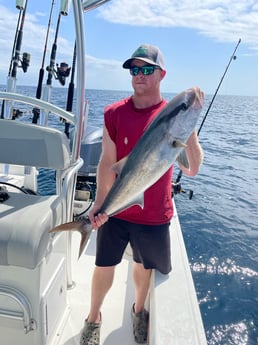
60, 0, 71, 15
16, 0, 26, 10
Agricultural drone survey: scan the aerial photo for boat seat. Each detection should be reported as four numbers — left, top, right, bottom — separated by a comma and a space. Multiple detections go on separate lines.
0, 192, 63, 269
0, 119, 70, 169
0, 119, 71, 269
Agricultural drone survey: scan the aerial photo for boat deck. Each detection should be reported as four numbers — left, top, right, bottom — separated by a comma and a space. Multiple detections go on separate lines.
56, 230, 137, 345
56, 203, 207, 345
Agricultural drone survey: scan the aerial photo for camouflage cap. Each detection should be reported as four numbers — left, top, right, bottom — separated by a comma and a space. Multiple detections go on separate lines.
123, 44, 165, 70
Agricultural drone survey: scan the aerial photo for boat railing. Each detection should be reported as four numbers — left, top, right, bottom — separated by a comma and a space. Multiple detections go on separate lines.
0, 285, 36, 334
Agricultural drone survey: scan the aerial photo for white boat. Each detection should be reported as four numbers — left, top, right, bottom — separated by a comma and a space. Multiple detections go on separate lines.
0, 1, 207, 344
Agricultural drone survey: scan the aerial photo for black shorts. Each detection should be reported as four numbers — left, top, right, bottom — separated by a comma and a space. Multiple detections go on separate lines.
95, 217, 172, 274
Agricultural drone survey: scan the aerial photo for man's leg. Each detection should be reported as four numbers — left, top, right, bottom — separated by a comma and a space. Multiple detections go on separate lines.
133, 262, 152, 312
87, 265, 115, 322
132, 262, 151, 343
80, 265, 115, 345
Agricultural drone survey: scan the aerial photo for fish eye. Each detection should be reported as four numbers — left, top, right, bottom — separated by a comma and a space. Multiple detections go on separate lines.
181, 102, 188, 111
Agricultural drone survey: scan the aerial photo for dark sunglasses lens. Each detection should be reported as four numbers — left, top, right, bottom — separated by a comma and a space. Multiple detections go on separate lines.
142, 66, 155, 75
130, 66, 155, 76
130, 67, 139, 76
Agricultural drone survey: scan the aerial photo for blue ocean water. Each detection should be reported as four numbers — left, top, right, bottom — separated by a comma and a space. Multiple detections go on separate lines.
4, 86, 258, 345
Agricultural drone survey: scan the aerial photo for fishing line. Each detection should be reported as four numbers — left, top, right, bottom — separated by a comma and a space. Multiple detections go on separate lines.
174, 38, 242, 192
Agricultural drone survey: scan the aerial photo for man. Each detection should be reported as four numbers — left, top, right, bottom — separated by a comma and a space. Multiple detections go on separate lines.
80, 44, 204, 345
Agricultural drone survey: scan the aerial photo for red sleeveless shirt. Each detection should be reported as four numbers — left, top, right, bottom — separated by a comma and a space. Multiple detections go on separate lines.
104, 97, 173, 225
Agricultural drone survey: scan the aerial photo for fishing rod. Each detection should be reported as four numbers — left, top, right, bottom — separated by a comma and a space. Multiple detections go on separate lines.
32, 0, 55, 124
1, 0, 30, 119
11, 0, 30, 79
40, 0, 70, 125
7, 3, 23, 77
197, 38, 241, 136
173, 38, 242, 197
63, 41, 76, 138
36, 0, 55, 100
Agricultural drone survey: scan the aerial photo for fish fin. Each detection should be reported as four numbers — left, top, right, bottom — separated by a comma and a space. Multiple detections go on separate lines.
176, 150, 189, 169
49, 218, 93, 260
78, 227, 92, 259
48, 221, 84, 233
127, 193, 144, 210
171, 139, 187, 148
111, 156, 128, 175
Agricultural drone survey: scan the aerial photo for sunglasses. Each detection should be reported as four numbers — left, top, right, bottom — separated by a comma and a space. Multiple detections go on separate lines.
129, 65, 160, 76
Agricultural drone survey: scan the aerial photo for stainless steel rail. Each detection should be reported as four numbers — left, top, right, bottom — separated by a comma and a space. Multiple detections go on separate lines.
0, 285, 37, 334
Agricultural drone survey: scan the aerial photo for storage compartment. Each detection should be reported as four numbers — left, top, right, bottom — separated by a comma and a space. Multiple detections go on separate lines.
40, 258, 67, 344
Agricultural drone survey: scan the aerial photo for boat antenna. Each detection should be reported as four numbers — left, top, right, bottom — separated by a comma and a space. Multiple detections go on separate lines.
174, 38, 242, 195
32, 0, 55, 124
63, 41, 76, 138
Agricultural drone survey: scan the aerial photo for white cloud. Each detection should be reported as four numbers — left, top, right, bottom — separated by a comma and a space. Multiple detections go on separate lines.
98, 0, 258, 50
0, 1, 257, 95
85, 55, 131, 91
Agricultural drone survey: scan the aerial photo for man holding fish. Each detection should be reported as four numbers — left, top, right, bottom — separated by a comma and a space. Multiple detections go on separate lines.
80, 44, 204, 345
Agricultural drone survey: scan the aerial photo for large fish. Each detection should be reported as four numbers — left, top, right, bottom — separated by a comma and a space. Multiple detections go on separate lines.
49, 87, 204, 258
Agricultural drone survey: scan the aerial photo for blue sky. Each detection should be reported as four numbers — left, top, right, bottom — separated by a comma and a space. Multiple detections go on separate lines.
0, 0, 257, 96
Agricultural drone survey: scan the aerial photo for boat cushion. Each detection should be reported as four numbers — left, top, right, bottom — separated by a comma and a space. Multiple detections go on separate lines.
0, 119, 70, 169
0, 192, 63, 269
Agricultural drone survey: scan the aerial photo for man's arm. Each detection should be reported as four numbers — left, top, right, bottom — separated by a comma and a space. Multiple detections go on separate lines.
178, 129, 203, 177
89, 125, 117, 228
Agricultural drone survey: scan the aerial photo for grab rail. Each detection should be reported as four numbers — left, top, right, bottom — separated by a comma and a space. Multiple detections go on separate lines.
0, 92, 75, 125
0, 285, 37, 334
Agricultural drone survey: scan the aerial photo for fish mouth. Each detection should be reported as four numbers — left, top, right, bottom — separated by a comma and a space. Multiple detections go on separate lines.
189, 87, 204, 110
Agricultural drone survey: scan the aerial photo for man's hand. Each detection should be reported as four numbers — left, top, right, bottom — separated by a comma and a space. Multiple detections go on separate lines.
89, 205, 109, 230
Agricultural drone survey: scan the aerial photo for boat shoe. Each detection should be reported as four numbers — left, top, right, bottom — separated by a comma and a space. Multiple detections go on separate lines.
131, 304, 149, 344
80, 318, 101, 345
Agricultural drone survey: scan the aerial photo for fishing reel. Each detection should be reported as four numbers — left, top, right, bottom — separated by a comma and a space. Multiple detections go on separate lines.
12, 52, 30, 73
46, 62, 71, 86
12, 108, 23, 120
20, 52, 30, 73
55, 62, 71, 86
0, 186, 9, 203
172, 182, 193, 200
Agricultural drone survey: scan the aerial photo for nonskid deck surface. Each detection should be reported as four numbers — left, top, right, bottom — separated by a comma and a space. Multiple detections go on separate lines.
58, 230, 139, 345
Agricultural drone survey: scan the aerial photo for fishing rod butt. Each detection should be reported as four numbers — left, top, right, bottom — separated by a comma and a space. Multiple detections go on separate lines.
16, 0, 26, 10
60, 0, 71, 16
